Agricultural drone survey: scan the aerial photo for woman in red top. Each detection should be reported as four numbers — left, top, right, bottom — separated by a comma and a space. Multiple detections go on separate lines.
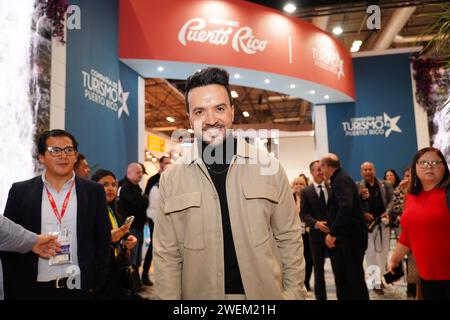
388, 147, 450, 300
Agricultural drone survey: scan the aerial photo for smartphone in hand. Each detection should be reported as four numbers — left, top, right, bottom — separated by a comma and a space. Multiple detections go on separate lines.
384, 265, 404, 284
122, 215, 134, 228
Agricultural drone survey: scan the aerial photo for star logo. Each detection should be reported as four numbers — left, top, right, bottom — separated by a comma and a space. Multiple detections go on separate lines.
117, 81, 130, 119
383, 112, 402, 138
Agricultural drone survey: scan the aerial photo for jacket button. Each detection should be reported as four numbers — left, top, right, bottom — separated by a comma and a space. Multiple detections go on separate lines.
213, 194, 218, 200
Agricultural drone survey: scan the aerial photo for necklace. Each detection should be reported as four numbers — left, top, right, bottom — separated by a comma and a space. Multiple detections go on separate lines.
206, 165, 229, 175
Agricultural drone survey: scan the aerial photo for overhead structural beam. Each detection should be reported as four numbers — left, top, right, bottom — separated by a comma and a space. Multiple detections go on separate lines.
372, 7, 416, 50
311, 15, 329, 31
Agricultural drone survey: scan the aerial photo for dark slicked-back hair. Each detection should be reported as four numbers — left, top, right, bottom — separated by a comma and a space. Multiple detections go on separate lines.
37, 129, 78, 155
91, 169, 116, 183
159, 155, 170, 164
309, 160, 320, 173
185, 67, 233, 113
409, 147, 449, 195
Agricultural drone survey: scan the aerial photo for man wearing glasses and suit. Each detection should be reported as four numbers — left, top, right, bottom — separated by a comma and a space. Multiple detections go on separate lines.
0, 129, 111, 300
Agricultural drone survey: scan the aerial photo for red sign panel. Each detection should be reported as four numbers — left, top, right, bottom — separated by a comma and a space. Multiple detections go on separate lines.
119, 0, 355, 99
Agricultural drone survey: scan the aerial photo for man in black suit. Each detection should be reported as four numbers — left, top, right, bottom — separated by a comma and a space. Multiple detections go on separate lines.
320, 153, 369, 300
118, 163, 148, 270
0, 129, 111, 300
300, 160, 331, 300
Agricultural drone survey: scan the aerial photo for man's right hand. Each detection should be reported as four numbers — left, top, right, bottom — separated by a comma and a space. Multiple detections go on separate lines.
315, 221, 330, 234
364, 212, 375, 222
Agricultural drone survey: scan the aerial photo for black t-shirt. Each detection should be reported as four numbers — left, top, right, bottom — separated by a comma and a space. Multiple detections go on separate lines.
201, 137, 244, 294
366, 181, 385, 217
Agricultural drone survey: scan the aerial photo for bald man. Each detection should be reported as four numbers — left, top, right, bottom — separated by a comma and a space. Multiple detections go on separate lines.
358, 161, 393, 294
118, 163, 149, 269
320, 154, 369, 300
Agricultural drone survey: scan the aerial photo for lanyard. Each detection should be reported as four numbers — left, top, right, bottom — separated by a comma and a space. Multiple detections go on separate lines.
44, 180, 75, 225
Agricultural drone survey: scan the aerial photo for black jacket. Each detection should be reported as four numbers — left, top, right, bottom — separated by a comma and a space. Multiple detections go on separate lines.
300, 184, 330, 242
144, 172, 160, 196
328, 168, 368, 239
118, 177, 148, 230
0, 176, 111, 299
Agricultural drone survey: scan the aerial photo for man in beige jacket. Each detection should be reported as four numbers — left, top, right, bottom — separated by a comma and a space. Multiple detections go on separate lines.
153, 67, 306, 300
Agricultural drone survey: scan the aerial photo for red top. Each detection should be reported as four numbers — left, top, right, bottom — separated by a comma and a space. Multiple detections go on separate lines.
399, 188, 450, 280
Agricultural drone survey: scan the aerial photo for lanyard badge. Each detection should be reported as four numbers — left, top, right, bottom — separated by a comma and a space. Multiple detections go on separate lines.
46, 181, 75, 266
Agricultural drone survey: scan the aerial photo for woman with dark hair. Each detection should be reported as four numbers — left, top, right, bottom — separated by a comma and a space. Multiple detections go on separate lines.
91, 169, 137, 299
388, 147, 450, 299
384, 169, 400, 189
293, 174, 313, 292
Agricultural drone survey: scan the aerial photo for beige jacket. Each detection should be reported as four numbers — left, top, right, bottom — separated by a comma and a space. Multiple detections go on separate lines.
153, 136, 306, 300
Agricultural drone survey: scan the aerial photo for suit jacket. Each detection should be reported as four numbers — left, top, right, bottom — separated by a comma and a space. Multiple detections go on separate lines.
329, 168, 368, 240
300, 184, 330, 242
0, 215, 37, 300
118, 177, 149, 230
0, 176, 111, 299
357, 179, 394, 216
144, 172, 160, 196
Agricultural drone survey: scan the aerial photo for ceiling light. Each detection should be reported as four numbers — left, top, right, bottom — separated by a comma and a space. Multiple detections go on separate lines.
309, 90, 316, 95
324, 95, 330, 100
166, 116, 175, 123
283, 3, 296, 13
350, 46, 360, 53
264, 78, 270, 84
234, 73, 240, 79
290, 84, 296, 89
243, 111, 250, 117
352, 40, 362, 47
157, 66, 164, 72
187, 128, 194, 133
231, 90, 239, 98
332, 26, 343, 35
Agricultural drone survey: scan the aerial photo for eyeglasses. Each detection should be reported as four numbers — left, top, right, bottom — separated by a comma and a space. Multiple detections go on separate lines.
46, 146, 76, 157
416, 160, 443, 169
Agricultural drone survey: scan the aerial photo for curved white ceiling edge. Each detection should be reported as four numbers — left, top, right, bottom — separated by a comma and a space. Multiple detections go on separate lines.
120, 59, 354, 105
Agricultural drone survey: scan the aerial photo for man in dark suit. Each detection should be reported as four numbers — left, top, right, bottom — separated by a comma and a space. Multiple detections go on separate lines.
300, 160, 332, 300
0, 129, 111, 300
118, 162, 148, 270
320, 153, 369, 300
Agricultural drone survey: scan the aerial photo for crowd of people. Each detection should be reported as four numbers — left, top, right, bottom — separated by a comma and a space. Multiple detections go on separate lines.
0, 67, 449, 300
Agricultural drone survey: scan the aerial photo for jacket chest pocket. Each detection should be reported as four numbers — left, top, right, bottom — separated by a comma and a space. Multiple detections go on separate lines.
164, 192, 204, 250
243, 183, 279, 247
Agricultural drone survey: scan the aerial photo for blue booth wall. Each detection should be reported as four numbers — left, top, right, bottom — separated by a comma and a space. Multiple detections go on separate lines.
325, 53, 418, 181
66, 0, 139, 178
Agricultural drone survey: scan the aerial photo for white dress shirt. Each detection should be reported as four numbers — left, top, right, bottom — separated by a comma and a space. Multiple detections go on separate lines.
38, 171, 79, 282
313, 181, 328, 204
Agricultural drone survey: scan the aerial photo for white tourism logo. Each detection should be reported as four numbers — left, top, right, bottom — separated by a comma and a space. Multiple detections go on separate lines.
312, 47, 345, 79
81, 69, 129, 119
178, 17, 268, 55
341, 112, 402, 138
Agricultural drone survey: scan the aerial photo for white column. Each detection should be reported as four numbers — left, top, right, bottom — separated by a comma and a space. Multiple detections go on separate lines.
313, 105, 329, 158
